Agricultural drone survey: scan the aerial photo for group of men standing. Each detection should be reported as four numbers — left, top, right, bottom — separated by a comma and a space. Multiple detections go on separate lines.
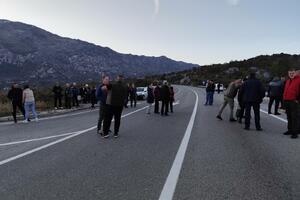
216, 68, 300, 139
52, 83, 97, 109
152, 81, 175, 116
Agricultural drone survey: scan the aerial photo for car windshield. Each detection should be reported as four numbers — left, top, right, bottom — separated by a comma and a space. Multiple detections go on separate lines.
137, 88, 144, 92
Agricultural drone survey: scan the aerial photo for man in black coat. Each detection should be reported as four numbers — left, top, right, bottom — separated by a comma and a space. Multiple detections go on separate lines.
7, 83, 25, 123
160, 81, 170, 116
239, 73, 265, 131
52, 82, 63, 109
102, 75, 128, 138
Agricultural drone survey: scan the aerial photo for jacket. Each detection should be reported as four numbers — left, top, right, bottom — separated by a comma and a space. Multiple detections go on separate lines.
160, 85, 170, 101
224, 82, 239, 99
283, 75, 300, 101
96, 84, 107, 104
239, 78, 265, 103
147, 87, 154, 104
7, 88, 23, 104
106, 81, 128, 106
268, 80, 283, 97
52, 86, 63, 97
206, 83, 215, 93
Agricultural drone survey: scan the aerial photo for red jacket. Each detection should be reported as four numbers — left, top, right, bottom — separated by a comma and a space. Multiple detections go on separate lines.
283, 75, 300, 101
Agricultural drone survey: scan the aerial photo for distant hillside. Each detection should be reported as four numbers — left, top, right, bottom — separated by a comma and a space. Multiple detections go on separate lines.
0, 19, 199, 87
150, 53, 300, 86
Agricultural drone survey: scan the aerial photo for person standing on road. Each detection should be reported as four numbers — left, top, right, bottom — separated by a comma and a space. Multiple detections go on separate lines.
160, 81, 170, 116
237, 78, 247, 123
169, 86, 175, 113
64, 83, 72, 109
205, 80, 215, 106
239, 73, 265, 131
154, 81, 161, 114
52, 82, 63, 109
71, 83, 79, 107
217, 83, 221, 94
267, 77, 283, 115
279, 76, 286, 109
102, 75, 128, 138
7, 83, 25, 123
146, 83, 154, 114
90, 86, 97, 109
23, 85, 38, 123
96, 76, 110, 135
124, 83, 130, 108
129, 83, 137, 108
216, 79, 242, 122
283, 68, 300, 139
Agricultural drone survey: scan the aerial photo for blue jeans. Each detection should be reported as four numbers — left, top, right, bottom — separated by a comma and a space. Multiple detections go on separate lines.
205, 92, 214, 105
24, 102, 38, 120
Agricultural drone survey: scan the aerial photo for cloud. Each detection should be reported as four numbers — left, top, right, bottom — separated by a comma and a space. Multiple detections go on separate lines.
227, 0, 240, 6
154, 0, 160, 16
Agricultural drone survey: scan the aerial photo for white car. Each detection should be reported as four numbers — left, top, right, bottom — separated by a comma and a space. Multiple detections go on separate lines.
136, 87, 148, 100
215, 83, 224, 92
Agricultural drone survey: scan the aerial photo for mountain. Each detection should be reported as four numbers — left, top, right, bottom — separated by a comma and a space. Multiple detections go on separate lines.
149, 53, 300, 86
0, 19, 199, 87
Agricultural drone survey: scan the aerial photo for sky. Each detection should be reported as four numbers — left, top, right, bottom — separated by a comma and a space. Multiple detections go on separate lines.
0, 0, 299, 65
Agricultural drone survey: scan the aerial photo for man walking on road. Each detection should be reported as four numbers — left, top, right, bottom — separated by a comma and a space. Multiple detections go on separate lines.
217, 79, 242, 121
283, 68, 300, 139
7, 83, 25, 123
239, 73, 265, 131
103, 75, 128, 138
96, 76, 109, 135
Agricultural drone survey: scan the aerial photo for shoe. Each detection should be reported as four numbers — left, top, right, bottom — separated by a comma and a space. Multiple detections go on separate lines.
256, 128, 263, 131
283, 131, 291, 135
23, 120, 29, 123
274, 113, 281, 115
291, 134, 298, 139
230, 118, 237, 122
103, 134, 109, 139
114, 134, 119, 138
238, 119, 242, 124
34, 118, 39, 122
216, 115, 223, 120
244, 127, 250, 130
97, 130, 103, 135
54, 107, 58, 110
165, 114, 169, 116
268, 111, 272, 114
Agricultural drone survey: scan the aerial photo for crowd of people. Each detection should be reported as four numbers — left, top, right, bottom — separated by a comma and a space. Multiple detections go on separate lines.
96, 76, 175, 138
212, 68, 300, 139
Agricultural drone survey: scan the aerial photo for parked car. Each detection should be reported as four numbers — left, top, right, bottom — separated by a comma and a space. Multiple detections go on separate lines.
215, 83, 224, 92
136, 87, 148, 100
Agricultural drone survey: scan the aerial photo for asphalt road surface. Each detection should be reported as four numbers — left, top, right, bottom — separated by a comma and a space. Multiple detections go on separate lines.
0, 86, 299, 200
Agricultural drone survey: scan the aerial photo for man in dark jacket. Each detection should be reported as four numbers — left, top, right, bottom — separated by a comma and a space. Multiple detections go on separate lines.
239, 73, 265, 131
102, 75, 128, 138
267, 77, 283, 115
205, 80, 215, 105
160, 81, 170, 116
64, 83, 72, 109
7, 83, 25, 123
71, 83, 79, 107
96, 76, 109, 135
52, 82, 63, 109
283, 68, 300, 139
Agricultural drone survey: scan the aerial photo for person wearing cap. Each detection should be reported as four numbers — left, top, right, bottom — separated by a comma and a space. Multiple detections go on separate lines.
283, 68, 300, 139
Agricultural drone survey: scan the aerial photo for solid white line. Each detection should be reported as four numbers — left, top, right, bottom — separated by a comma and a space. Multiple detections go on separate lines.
0, 132, 77, 147
158, 88, 198, 200
260, 109, 287, 123
0, 105, 150, 166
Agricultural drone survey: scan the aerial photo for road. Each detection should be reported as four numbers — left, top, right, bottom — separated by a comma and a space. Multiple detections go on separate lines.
0, 86, 299, 200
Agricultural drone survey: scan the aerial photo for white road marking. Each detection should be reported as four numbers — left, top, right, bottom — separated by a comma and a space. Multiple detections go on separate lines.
159, 88, 198, 200
0, 105, 148, 166
0, 101, 182, 166
0, 132, 76, 147
260, 109, 287, 123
